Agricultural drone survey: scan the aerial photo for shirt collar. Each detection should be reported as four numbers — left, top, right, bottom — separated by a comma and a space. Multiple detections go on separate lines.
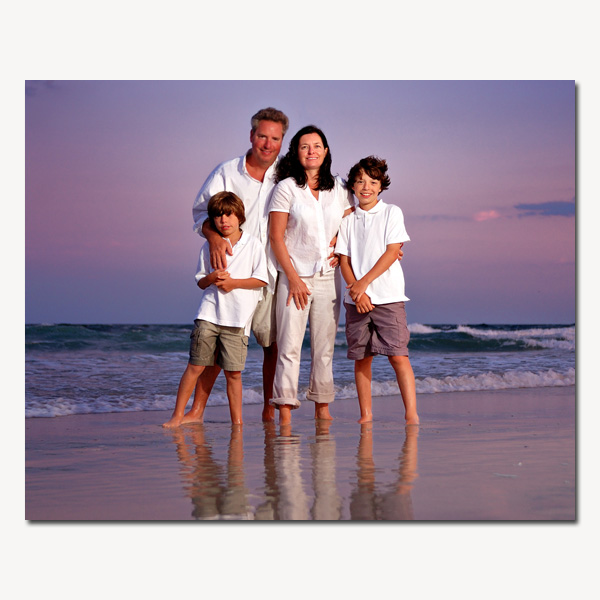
355, 199, 385, 218
241, 153, 279, 181
224, 230, 247, 250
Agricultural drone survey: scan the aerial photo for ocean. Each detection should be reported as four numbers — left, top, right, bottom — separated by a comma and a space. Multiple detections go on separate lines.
25, 323, 575, 419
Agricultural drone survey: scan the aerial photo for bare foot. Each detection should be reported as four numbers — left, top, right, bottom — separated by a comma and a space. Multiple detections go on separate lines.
279, 405, 292, 426
262, 404, 276, 423
162, 415, 183, 428
357, 413, 373, 424
315, 403, 333, 420
180, 411, 204, 425
405, 413, 420, 426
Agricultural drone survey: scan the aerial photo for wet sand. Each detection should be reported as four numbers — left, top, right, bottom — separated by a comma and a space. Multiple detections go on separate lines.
25, 386, 575, 521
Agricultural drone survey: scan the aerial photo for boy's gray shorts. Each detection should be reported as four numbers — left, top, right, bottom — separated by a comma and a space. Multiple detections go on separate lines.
189, 319, 248, 371
344, 301, 410, 360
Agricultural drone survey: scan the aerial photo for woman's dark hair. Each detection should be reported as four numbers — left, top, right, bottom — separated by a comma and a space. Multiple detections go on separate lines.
346, 156, 391, 193
275, 125, 335, 191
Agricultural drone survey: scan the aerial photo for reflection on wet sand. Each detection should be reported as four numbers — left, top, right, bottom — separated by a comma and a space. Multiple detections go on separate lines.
256, 421, 342, 520
169, 421, 418, 520
350, 424, 419, 520
169, 424, 252, 520
310, 420, 342, 520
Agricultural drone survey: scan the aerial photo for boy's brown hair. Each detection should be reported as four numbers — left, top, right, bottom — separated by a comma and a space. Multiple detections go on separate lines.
207, 191, 246, 229
346, 156, 391, 193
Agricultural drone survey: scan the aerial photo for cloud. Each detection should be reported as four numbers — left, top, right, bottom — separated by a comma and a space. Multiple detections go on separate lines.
515, 198, 575, 217
473, 210, 501, 222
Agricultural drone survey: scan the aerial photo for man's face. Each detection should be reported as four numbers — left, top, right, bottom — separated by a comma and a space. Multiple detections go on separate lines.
249, 120, 284, 168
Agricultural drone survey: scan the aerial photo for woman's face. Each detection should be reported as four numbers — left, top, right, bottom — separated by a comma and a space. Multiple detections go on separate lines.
297, 133, 328, 172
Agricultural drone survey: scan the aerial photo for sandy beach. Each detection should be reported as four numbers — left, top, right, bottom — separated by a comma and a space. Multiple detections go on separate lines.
25, 385, 575, 521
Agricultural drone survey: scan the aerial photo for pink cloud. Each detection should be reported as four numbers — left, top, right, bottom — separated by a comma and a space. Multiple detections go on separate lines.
473, 210, 501, 222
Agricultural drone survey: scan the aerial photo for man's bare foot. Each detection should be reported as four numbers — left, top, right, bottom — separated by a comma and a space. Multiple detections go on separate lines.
180, 411, 204, 425
162, 415, 183, 428
262, 404, 276, 423
357, 413, 373, 424
315, 403, 333, 420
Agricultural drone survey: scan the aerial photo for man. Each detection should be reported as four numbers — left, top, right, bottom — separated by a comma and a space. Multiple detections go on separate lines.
188, 107, 289, 423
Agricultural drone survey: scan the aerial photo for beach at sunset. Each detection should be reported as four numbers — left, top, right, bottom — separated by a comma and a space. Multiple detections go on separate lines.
13, 5, 600, 594
26, 385, 575, 521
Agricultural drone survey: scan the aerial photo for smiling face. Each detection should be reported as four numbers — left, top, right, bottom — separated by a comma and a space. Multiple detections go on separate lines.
297, 132, 328, 172
249, 120, 284, 169
352, 170, 382, 210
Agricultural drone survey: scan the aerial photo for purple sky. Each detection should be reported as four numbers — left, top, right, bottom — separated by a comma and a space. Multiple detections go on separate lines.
25, 80, 575, 324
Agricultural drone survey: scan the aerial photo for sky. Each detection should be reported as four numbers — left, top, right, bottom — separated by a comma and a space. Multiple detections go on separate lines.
25, 80, 575, 325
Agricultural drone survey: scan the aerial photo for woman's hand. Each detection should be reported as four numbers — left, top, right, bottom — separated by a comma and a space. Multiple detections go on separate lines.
287, 275, 311, 310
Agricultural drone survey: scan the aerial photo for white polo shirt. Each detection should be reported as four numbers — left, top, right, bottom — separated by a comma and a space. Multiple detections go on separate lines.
192, 154, 279, 250
335, 200, 410, 305
268, 176, 352, 277
194, 232, 268, 335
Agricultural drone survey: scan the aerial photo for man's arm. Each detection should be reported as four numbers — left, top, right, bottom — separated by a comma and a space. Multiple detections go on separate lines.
201, 219, 233, 270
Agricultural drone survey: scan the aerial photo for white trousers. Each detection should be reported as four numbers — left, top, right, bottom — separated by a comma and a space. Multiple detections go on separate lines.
271, 269, 341, 409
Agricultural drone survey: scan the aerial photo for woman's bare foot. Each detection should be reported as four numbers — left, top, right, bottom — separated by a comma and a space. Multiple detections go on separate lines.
279, 405, 292, 426
357, 412, 373, 424
315, 403, 333, 420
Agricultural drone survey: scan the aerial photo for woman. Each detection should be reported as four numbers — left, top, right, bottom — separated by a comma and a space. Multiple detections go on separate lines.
268, 125, 353, 425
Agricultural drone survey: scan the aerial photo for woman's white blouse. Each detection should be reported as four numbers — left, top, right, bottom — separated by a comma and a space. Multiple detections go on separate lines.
269, 176, 352, 277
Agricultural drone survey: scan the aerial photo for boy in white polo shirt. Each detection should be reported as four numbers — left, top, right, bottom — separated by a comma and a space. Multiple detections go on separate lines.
163, 192, 268, 428
335, 156, 419, 425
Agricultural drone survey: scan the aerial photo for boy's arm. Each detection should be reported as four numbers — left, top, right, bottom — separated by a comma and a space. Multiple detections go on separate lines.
197, 269, 226, 290
339, 255, 374, 313
214, 275, 267, 293
347, 243, 403, 304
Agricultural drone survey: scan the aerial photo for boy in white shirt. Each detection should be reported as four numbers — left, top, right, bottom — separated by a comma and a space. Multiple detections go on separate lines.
163, 192, 268, 428
335, 157, 419, 425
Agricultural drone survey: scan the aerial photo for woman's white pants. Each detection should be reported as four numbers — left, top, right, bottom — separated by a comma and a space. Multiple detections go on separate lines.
271, 269, 341, 409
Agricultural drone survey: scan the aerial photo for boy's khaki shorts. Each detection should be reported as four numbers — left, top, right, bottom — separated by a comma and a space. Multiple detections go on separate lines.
189, 319, 248, 371
344, 301, 410, 360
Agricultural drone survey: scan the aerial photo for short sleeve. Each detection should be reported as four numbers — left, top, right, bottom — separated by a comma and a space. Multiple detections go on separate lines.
337, 177, 353, 212
385, 206, 410, 245
268, 180, 293, 213
194, 243, 212, 283
335, 217, 351, 256
251, 240, 269, 284
192, 166, 227, 235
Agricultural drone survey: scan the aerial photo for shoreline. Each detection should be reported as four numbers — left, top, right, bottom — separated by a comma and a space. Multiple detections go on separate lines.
25, 386, 575, 521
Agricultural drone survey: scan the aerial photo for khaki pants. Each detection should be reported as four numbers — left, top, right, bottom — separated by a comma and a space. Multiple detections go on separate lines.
271, 269, 341, 409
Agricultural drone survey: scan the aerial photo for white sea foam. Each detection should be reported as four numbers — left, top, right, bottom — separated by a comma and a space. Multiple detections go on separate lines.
336, 367, 575, 400
454, 325, 575, 350
408, 323, 439, 334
